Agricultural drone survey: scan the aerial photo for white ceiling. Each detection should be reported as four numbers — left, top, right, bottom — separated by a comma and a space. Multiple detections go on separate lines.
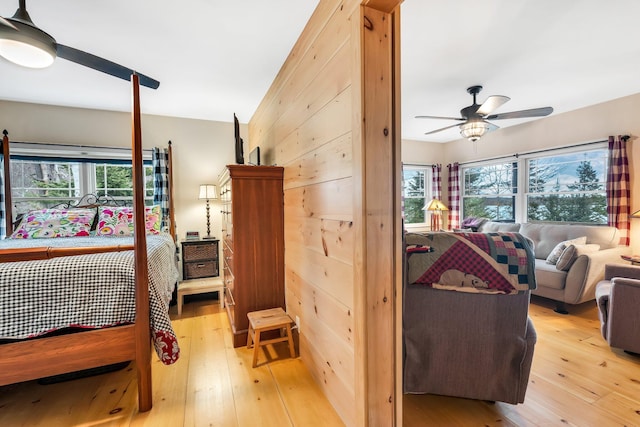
1, 1, 639, 143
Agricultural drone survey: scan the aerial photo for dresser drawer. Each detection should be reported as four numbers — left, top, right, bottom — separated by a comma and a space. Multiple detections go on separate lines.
184, 260, 218, 279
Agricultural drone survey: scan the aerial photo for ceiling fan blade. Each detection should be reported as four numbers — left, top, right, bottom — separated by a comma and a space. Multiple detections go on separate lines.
56, 44, 160, 89
415, 115, 465, 121
485, 121, 499, 132
487, 106, 553, 120
0, 16, 17, 29
424, 123, 462, 135
477, 95, 510, 116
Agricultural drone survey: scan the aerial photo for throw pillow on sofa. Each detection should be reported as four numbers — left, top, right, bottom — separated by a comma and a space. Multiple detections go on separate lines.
546, 236, 587, 265
555, 243, 601, 271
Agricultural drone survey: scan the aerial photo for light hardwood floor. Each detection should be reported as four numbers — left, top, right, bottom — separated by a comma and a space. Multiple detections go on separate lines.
1, 294, 639, 426
0, 294, 344, 427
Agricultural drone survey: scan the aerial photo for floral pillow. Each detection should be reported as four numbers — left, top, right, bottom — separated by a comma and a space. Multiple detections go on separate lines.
10, 208, 96, 239
97, 205, 162, 236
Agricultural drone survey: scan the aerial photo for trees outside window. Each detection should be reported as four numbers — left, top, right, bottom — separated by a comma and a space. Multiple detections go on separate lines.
527, 149, 607, 224
11, 159, 153, 215
402, 166, 431, 226
462, 162, 517, 222
461, 146, 608, 225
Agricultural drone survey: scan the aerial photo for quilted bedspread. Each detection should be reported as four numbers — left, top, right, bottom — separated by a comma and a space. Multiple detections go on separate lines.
405, 231, 536, 294
0, 233, 180, 364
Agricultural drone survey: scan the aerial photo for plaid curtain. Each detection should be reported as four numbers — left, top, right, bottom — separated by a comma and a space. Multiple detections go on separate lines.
0, 151, 5, 239
607, 135, 631, 245
152, 147, 170, 230
431, 164, 442, 201
447, 162, 460, 230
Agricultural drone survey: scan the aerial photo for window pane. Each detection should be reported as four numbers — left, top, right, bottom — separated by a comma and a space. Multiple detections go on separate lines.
402, 167, 429, 224
527, 149, 607, 223
10, 160, 80, 201
11, 156, 155, 218
462, 162, 517, 221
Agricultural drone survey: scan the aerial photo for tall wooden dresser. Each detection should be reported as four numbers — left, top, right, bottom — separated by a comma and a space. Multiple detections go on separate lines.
219, 165, 284, 347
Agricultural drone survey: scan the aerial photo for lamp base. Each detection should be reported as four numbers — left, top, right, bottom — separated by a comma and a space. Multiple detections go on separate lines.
202, 236, 217, 240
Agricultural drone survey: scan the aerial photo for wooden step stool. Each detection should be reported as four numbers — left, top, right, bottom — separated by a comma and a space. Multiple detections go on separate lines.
247, 307, 296, 368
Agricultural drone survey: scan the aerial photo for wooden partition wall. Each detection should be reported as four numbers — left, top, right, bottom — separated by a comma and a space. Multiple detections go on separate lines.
249, 1, 401, 425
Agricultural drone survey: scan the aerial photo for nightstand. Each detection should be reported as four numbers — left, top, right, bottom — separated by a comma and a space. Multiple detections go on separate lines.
181, 239, 219, 280
178, 239, 221, 314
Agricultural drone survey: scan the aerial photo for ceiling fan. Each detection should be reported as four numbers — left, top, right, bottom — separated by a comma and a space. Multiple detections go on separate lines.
416, 85, 553, 142
0, 0, 159, 89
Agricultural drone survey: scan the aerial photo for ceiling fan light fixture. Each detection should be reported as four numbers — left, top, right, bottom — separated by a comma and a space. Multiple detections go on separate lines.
0, 19, 56, 68
460, 120, 490, 142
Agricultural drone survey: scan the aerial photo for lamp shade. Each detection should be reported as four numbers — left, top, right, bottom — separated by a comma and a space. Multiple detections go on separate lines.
424, 198, 449, 212
459, 121, 490, 143
631, 209, 640, 218
198, 184, 218, 200
0, 17, 56, 68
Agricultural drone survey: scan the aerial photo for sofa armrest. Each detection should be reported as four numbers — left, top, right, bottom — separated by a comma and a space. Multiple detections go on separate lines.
564, 246, 631, 304
604, 263, 640, 280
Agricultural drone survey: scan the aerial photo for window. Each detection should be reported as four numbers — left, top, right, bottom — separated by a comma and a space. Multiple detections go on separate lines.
11, 157, 153, 216
527, 148, 607, 224
95, 163, 154, 200
460, 144, 608, 225
402, 165, 432, 226
462, 162, 517, 222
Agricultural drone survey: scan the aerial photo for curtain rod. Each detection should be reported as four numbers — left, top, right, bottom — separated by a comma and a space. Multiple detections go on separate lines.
403, 162, 437, 167
456, 137, 626, 166
7, 140, 153, 153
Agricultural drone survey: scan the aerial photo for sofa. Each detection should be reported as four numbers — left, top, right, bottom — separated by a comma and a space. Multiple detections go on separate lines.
476, 221, 630, 313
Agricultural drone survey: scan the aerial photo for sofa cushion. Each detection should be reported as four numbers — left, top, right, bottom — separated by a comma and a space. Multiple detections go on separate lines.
546, 236, 587, 265
478, 221, 521, 233
520, 223, 619, 260
556, 243, 601, 271
534, 259, 567, 290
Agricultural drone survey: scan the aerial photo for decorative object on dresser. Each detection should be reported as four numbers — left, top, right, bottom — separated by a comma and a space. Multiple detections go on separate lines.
181, 239, 219, 280
219, 165, 285, 347
198, 184, 218, 239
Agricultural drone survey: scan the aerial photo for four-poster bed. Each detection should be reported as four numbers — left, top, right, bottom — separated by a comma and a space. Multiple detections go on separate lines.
0, 75, 176, 412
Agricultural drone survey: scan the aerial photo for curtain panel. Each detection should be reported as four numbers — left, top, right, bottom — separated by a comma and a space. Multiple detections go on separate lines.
431, 164, 442, 201
152, 147, 170, 230
607, 135, 631, 245
447, 162, 460, 230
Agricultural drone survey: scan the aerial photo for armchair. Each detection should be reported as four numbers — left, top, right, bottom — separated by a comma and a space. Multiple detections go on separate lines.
595, 264, 640, 354
403, 231, 537, 404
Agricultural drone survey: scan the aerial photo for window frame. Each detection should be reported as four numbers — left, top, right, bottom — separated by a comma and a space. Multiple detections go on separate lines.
8, 142, 154, 219
402, 164, 433, 229
460, 158, 522, 222
460, 142, 608, 225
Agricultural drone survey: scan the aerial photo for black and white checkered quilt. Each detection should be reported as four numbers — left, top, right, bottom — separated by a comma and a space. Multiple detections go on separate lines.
0, 233, 180, 364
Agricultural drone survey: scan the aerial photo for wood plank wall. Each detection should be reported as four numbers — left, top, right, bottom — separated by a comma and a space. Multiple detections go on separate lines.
249, 1, 401, 425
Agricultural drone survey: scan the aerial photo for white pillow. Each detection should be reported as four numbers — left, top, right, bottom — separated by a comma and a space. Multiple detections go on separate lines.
546, 236, 587, 265
555, 243, 601, 271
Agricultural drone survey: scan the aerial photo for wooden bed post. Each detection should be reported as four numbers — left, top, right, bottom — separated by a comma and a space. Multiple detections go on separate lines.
2, 130, 12, 236
168, 140, 176, 242
131, 74, 153, 412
